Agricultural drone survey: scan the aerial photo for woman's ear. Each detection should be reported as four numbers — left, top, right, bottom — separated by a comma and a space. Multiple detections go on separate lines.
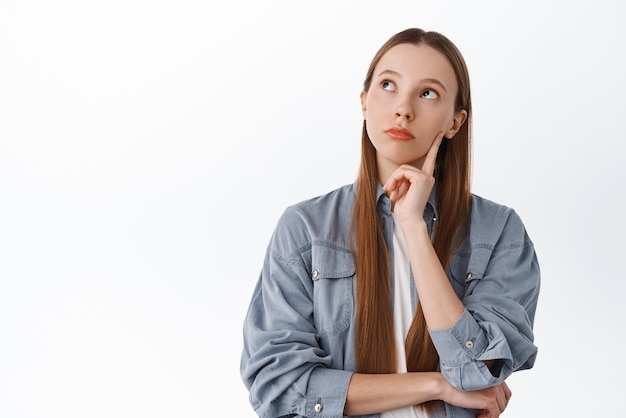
360, 91, 367, 119
445, 109, 468, 139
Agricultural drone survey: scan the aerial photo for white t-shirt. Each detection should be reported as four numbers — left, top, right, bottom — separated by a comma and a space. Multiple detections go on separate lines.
381, 215, 429, 418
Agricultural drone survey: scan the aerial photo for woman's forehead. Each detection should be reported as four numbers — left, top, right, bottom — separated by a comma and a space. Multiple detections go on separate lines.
375, 43, 457, 84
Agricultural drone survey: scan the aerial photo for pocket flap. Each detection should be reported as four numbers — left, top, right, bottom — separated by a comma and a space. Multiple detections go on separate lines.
311, 245, 355, 280
450, 246, 492, 286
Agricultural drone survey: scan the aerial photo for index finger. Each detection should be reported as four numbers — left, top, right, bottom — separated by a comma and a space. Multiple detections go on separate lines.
421, 132, 444, 176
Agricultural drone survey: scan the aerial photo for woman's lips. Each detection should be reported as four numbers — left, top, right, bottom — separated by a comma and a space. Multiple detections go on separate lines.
385, 127, 415, 141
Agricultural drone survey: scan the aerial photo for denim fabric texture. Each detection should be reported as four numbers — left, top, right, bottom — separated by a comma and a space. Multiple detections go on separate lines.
241, 182, 540, 418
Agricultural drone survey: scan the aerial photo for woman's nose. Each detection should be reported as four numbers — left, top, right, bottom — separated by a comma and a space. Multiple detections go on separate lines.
395, 98, 414, 120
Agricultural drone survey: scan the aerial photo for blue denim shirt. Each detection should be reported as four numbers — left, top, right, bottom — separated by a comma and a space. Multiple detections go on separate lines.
241, 182, 540, 418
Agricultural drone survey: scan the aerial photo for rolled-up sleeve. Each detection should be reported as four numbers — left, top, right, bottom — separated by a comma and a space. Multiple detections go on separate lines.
240, 208, 353, 418
429, 208, 540, 390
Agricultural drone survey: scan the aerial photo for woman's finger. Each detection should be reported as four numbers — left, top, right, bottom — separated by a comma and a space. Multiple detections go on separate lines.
503, 382, 512, 406
421, 132, 444, 176
383, 165, 417, 193
495, 384, 506, 414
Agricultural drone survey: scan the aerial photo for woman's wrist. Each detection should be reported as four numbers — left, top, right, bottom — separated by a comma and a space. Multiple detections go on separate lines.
430, 372, 448, 402
397, 216, 429, 236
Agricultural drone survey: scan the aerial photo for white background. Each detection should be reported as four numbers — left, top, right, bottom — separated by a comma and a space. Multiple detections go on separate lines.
1, 0, 625, 416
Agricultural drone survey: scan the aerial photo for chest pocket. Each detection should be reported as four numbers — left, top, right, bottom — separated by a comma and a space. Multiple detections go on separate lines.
310, 245, 355, 339
449, 246, 493, 298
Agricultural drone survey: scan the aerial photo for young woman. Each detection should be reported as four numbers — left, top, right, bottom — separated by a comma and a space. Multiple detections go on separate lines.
240, 28, 540, 418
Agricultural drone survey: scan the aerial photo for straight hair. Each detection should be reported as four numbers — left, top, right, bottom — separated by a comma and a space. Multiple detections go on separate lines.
351, 28, 472, 414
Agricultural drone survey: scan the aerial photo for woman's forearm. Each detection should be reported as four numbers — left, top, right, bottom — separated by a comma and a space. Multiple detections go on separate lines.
401, 220, 464, 330
344, 372, 443, 416
345, 371, 512, 416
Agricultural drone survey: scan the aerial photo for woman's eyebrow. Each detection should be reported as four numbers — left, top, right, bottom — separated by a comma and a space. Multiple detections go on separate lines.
421, 78, 448, 92
377, 69, 448, 93
377, 69, 402, 78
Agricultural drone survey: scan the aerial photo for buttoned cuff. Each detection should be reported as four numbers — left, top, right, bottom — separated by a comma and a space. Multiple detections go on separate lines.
429, 309, 512, 390
305, 367, 353, 417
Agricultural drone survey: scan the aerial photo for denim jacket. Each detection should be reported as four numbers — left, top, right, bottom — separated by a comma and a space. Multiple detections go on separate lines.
241, 182, 540, 418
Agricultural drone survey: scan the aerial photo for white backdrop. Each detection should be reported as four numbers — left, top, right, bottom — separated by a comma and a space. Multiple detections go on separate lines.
1, 1, 625, 416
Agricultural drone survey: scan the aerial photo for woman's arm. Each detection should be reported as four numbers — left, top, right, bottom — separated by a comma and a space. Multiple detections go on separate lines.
241, 208, 355, 418
383, 135, 466, 331
383, 137, 539, 391
345, 372, 511, 417
345, 372, 440, 415
400, 219, 465, 329
384, 133, 465, 329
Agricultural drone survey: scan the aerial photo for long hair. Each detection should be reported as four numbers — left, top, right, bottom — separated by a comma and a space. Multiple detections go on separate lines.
351, 28, 472, 413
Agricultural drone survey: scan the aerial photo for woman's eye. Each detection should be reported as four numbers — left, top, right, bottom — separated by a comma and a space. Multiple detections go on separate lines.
381, 80, 396, 91
421, 89, 439, 99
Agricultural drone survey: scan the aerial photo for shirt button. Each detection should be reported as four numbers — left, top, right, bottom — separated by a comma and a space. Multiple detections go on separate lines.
466, 272, 473, 281
465, 340, 474, 349
312, 270, 319, 279
314, 403, 323, 413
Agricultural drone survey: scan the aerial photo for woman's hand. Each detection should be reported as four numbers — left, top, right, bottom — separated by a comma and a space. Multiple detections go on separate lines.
441, 381, 512, 418
383, 132, 444, 224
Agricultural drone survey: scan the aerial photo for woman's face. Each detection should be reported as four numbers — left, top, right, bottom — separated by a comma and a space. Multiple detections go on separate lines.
361, 43, 467, 181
